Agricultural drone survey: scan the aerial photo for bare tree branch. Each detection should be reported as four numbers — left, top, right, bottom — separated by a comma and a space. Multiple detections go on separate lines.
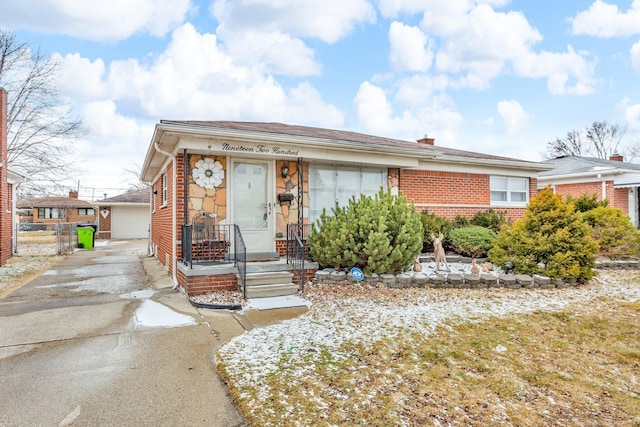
0, 30, 84, 197
546, 120, 634, 161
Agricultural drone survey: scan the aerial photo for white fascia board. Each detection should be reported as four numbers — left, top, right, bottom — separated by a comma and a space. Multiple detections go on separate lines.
614, 172, 640, 187
432, 154, 552, 173
416, 159, 541, 177
177, 137, 420, 168
7, 169, 27, 183
537, 170, 621, 184
162, 123, 438, 162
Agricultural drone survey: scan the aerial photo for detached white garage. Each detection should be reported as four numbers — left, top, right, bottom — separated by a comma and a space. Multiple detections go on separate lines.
96, 188, 150, 240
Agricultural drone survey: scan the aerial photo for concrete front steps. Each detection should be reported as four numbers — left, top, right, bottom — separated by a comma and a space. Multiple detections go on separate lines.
242, 271, 299, 298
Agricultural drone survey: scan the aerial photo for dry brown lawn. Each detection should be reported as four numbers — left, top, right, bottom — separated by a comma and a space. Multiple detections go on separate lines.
219, 273, 640, 426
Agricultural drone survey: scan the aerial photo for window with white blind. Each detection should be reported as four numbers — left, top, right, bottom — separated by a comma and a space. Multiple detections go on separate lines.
309, 165, 387, 223
490, 176, 528, 205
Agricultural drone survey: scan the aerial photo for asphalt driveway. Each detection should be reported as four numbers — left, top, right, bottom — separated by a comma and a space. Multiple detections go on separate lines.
0, 239, 246, 426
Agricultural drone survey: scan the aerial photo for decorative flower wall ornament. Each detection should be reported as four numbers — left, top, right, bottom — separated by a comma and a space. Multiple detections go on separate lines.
193, 158, 224, 189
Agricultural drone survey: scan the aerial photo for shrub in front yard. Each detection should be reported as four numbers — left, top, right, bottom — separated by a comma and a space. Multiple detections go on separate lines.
448, 225, 497, 258
582, 206, 640, 259
566, 193, 608, 213
420, 210, 453, 251
308, 188, 423, 274
488, 187, 597, 282
471, 209, 507, 233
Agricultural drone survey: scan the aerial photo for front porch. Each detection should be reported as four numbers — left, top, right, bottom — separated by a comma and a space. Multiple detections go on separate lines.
178, 221, 317, 298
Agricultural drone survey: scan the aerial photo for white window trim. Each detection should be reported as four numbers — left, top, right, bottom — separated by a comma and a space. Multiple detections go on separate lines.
161, 173, 168, 207
490, 176, 529, 207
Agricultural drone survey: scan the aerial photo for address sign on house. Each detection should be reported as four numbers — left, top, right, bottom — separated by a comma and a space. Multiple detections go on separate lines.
221, 143, 300, 156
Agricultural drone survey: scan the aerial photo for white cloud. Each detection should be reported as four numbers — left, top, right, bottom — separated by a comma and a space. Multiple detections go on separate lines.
497, 100, 528, 134
394, 74, 450, 107
77, 100, 154, 187
388, 22, 433, 72
631, 40, 640, 74
354, 81, 462, 144
571, 0, 640, 38
56, 53, 107, 99
0, 0, 191, 41
425, 3, 542, 87
212, 0, 376, 44
217, 31, 322, 76
514, 46, 597, 95
63, 23, 343, 131
620, 97, 640, 133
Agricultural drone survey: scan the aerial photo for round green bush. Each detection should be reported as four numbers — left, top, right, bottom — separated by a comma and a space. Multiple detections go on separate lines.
448, 225, 497, 258
488, 187, 597, 283
582, 206, 640, 259
308, 188, 423, 274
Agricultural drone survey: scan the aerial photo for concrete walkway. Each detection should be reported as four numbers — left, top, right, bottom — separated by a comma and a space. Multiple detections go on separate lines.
0, 239, 262, 426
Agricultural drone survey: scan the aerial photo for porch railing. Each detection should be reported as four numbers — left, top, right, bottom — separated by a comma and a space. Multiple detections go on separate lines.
234, 224, 247, 299
286, 223, 310, 293
180, 222, 247, 297
286, 223, 310, 262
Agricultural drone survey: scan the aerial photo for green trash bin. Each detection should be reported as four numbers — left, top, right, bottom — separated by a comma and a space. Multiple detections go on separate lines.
77, 226, 95, 249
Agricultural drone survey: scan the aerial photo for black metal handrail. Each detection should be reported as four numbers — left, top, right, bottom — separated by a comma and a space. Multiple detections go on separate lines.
181, 222, 235, 266
286, 223, 310, 262
234, 224, 247, 299
287, 225, 307, 293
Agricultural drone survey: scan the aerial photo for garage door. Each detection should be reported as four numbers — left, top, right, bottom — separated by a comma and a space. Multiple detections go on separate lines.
111, 206, 150, 239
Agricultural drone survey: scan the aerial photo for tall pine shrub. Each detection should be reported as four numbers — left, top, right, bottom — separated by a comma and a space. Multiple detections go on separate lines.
488, 187, 597, 282
308, 188, 423, 274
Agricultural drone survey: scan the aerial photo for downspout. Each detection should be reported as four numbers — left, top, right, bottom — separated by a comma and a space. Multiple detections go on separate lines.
155, 140, 178, 288
598, 173, 606, 201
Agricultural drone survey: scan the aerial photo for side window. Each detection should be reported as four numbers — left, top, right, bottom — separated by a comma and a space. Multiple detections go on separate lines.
490, 176, 528, 205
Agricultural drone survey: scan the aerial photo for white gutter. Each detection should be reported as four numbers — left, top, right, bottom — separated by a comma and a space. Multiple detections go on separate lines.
154, 140, 178, 289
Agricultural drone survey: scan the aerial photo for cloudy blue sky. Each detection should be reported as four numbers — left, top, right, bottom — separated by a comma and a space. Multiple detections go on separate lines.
3, 0, 640, 199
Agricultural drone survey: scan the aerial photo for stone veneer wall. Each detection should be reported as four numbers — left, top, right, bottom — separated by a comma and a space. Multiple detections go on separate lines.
275, 159, 309, 239
187, 155, 227, 222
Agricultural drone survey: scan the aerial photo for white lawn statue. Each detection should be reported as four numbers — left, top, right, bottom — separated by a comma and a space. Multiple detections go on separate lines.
431, 232, 449, 271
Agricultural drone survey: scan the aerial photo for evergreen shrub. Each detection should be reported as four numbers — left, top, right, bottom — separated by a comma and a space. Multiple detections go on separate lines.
308, 188, 423, 274
448, 226, 497, 258
582, 206, 640, 259
420, 210, 452, 250
471, 209, 507, 233
488, 187, 598, 282
567, 194, 608, 213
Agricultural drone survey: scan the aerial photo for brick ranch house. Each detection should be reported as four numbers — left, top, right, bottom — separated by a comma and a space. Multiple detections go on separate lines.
538, 155, 640, 228
1, 88, 27, 266
17, 190, 98, 228
140, 121, 551, 296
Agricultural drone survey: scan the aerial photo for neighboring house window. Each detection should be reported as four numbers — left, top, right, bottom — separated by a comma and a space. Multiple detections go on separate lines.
78, 208, 95, 216
309, 165, 387, 223
490, 176, 528, 204
38, 208, 64, 219
161, 173, 168, 204
23, 209, 33, 217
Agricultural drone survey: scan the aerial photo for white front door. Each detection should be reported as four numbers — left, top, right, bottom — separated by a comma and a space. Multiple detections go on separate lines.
232, 160, 274, 253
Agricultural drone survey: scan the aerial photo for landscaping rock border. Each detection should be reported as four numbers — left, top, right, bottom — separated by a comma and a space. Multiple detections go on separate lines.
313, 259, 639, 289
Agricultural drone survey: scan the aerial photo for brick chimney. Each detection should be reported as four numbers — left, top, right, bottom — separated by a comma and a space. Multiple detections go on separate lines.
610, 153, 624, 162
69, 190, 79, 199
417, 136, 435, 145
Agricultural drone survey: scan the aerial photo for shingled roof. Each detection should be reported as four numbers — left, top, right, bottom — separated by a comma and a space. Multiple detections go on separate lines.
160, 120, 539, 165
17, 196, 94, 209
97, 187, 151, 205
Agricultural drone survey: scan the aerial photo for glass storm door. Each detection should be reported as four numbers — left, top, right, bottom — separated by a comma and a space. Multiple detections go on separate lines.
232, 160, 273, 253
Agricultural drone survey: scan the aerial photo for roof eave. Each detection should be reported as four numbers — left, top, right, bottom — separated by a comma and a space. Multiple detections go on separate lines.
437, 154, 553, 172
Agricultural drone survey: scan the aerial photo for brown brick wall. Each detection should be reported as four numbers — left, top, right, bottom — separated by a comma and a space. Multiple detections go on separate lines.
96, 207, 111, 239
151, 160, 175, 275
554, 181, 630, 216
399, 170, 532, 221
177, 269, 237, 295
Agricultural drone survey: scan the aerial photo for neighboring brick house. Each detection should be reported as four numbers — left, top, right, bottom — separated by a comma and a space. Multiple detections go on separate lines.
1, 88, 27, 265
17, 190, 97, 228
538, 155, 640, 228
95, 187, 151, 239
140, 121, 551, 294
